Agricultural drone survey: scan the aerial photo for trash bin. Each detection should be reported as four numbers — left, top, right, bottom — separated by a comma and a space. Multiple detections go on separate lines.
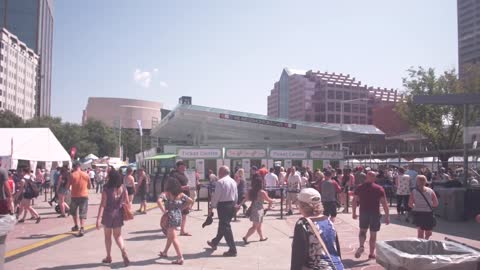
377, 238, 480, 270
434, 188, 466, 221
0, 215, 16, 268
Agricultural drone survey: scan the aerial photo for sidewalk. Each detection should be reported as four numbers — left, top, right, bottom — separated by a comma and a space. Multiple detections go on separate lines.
4, 193, 480, 270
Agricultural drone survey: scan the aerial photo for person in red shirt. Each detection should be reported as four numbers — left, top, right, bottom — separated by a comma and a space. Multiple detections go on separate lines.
7, 171, 15, 194
352, 171, 390, 260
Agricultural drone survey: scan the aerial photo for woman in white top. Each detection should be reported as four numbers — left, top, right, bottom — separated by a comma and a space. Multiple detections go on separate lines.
408, 175, 438, 240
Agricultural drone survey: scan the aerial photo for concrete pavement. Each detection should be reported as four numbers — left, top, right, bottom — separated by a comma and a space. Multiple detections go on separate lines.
4, 190, 480, 270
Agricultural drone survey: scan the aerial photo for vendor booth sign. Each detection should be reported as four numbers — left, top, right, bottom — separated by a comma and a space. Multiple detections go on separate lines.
269, 150, 308, 159
178, 149, 222, 159
310, 150, 344, 160
225, 149, 267, 158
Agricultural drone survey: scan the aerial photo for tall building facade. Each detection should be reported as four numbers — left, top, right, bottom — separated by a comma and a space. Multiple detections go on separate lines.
458, 0, 480, 74
0, 28, 39, 119
0, 0, 53, 116
267, 68, 404, 125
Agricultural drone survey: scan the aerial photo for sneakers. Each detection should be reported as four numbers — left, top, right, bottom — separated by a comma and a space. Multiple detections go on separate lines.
71, 225, 79, 232
35, 216, 41, 224
207, 241, 217, 251
223, 250, 237, 257
78, 227, 85, 237
355, 246, 365, 258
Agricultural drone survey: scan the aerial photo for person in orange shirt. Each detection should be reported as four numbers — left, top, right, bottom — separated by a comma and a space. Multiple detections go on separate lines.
66, 162, 91, 237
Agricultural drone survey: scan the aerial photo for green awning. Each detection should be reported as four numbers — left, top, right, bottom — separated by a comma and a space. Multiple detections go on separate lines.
145, 154, 177, 160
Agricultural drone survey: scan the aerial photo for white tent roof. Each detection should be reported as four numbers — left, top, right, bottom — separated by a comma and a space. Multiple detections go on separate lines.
0, 128, 70, 162
84, 153, 99, 160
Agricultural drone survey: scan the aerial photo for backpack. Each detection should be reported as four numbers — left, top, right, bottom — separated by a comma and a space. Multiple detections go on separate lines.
25, 178, 39, 198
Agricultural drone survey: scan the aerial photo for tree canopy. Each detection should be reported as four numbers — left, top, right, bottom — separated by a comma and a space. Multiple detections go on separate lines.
398, 66, 480, 166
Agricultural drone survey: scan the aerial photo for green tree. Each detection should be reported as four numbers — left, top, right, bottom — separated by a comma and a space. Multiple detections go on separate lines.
398, 67, 479, 168
83, 120, 117, 157
0, 110, 24, 127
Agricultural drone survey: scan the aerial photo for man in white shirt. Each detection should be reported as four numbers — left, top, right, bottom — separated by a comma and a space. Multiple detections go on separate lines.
264, 168, 278, 198
286, 166, 301, 216
88, 169, 95, 190
207, 166, 238, 257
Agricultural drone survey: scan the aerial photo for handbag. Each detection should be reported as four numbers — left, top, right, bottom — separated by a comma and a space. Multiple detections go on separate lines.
122, 187, 134, 221
415, 188, 437, 227
305, 217, 337, 270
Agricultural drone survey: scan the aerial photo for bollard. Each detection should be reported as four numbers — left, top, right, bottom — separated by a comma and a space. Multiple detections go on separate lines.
344, 186, 349, 213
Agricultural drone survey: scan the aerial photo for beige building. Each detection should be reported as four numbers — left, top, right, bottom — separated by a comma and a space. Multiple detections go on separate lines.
82, 97, 162, 129
0, 28, 39, 120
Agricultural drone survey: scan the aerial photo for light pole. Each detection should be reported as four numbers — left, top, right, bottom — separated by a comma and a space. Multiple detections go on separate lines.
339, 98, 370, 162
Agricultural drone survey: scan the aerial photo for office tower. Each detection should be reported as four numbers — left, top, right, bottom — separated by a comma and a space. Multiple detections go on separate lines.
0, 0, 53, 116
0, 28, 39, 119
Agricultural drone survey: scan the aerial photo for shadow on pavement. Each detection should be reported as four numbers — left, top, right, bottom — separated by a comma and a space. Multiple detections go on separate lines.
342, 259, 372, 268
37, 263, 104, 270
129, 229, 162, 235
17, 234, 61, 240
126, 234, 166, 241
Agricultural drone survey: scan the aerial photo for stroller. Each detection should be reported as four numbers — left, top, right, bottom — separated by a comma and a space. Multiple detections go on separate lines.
54, 192, 71, 214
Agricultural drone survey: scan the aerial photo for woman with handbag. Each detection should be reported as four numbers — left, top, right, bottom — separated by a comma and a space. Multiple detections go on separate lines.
291, 188, 344, 270
96, 169, 130, 266
408, 175, 439, 240
239, 173, 273, 243
157, 178, 193, 265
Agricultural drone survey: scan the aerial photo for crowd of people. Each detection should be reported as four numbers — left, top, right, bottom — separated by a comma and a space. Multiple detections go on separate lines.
0, 155, 470, 269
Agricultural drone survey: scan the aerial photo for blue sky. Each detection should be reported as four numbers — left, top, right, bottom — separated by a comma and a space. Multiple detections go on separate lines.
52, 0, 458, 123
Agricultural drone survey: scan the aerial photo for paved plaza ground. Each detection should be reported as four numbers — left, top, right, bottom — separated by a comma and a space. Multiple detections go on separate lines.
4, 190, 480, 270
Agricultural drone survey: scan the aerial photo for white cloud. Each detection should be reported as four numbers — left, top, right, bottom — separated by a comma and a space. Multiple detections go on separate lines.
153, 68, 159, 73
133, 69, 152, 88
159, 81, 168, 88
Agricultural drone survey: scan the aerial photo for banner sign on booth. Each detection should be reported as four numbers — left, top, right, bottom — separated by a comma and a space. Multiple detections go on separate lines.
185, 169, 197, 188
225, 149, 267, 158
310, 150, 344, 160
269, 150, 308, 159
220, 114, 296, 129
178, 149, 222, 159
284, 160, 292, 169
242, 159, 251, 177
195, 159, 205, 178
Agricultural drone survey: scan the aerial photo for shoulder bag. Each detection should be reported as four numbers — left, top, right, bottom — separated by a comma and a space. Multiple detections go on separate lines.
305, 217, 337, 270
122, 186, 134, 221
415, 188, 436, 227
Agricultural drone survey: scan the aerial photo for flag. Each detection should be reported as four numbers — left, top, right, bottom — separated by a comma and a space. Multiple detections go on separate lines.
137, 120, 143, 136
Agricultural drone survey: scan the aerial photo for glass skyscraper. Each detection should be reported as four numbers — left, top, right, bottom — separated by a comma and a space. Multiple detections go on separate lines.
0, 0, 53, 116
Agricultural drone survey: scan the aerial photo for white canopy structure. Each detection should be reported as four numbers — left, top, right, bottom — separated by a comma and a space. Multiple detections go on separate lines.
0, 128, 71, 170
84, 153, 99, 160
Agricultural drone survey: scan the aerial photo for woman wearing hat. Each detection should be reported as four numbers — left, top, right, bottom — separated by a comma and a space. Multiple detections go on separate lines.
291, 188, 344, 270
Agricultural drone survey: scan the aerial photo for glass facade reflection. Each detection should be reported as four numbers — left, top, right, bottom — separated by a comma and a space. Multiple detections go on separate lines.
0, 0, 53, 116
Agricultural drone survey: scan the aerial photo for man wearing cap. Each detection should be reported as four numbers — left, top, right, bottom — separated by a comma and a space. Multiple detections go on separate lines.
352, 171, 390, 260
207, 166, 238, 257
169, 161, 192, 236
66, 161, 91, 237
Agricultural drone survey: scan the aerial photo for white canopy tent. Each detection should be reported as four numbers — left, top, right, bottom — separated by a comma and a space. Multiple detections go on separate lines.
0, 128, 71, 170
84, 153, 99, 160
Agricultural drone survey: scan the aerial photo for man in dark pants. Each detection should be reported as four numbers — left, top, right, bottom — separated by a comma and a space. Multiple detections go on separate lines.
207, 166, 238, 257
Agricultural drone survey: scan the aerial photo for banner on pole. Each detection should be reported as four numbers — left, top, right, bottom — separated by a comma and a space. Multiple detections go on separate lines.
137, 120, 143, 137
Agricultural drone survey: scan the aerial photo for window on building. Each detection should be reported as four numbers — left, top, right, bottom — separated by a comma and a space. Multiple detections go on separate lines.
352, 116, 359, 124
327, 114, 334, 123
360, 116, 366, 124
335, 115, 341, 123
344, 115, 351, 124
335, 103, 341, 112
344, 103, 351, 112
327, 102, 334, 111
327, 90, 334, 99
336, 91, 343, 99
352, 104, 359, 113
344, 91, 351, 100
359, 104, 367, 114
352, 92, 359, 99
